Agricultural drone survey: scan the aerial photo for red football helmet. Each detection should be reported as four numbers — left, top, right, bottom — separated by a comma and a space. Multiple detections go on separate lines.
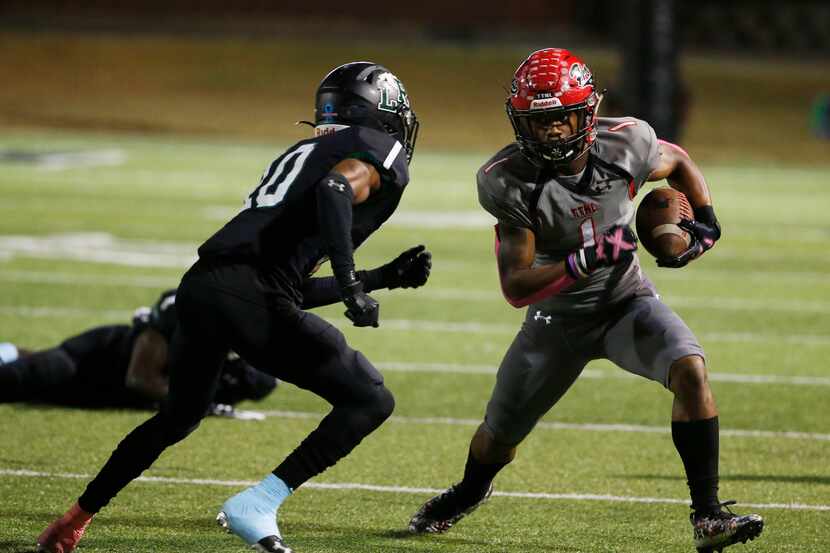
506, 48, 602, 165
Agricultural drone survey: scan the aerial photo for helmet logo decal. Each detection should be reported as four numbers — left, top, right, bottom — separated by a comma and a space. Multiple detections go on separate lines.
530, 97, 562, 110
569, 63, 592, 88
321, 103, 338, 123
377, 72, 410, 113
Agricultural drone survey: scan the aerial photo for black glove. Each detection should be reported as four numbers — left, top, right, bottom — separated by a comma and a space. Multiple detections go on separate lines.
342, 280, 380, 328
381, 244, 432, 289
565, 225, 638, 278
657, 205, 721, 268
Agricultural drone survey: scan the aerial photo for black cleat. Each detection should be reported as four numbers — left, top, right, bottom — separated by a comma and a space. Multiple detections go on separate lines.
252, 535, 294, 553
408, 484, 493, 534
691, 500, 764, 552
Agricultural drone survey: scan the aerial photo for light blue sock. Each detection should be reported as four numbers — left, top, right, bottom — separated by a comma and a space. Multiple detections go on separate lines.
255, 473, 292, 506
0, 343, 19, 364
220, 474, 292, 544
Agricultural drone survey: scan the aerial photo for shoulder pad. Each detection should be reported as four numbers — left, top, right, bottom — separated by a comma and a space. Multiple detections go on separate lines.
476, 144, 537, 229
594, 117, 658, 182
350, 127, 410, 189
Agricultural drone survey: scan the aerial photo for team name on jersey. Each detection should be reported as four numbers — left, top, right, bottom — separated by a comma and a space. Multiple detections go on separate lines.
571, 202, 599, 219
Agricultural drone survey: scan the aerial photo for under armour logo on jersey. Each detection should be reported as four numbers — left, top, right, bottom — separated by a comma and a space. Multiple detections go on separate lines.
327, 179, 346, 192
534, 311, 552, 325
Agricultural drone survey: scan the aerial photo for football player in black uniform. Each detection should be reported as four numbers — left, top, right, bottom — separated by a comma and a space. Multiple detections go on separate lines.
0, 289, 278, 413
36, 62, 429, 553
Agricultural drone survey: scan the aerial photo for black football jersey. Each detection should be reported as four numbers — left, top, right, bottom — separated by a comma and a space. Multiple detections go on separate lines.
198, 126, 409, 295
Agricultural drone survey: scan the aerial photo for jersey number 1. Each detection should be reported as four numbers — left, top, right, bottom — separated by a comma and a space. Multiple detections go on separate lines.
579, 218, 597, 247
245, 143, 317, 209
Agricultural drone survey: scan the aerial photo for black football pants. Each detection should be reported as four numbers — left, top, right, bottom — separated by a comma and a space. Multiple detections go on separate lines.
79, 260, 394, 512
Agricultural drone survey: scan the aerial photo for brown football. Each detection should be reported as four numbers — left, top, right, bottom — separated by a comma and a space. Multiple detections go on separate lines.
635, 187, 694, 259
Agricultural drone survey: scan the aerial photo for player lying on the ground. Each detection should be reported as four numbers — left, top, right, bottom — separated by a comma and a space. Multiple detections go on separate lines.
37, 60, 430, 553
0, 289, 278, 417
408, 48, 762, 553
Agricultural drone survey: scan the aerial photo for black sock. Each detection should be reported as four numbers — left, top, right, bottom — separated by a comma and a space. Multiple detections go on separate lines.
454, 448, 507, 502
671, 417, 720, 512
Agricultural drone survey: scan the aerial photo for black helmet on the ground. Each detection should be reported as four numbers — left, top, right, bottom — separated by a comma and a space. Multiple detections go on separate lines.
315, 62, 419, 163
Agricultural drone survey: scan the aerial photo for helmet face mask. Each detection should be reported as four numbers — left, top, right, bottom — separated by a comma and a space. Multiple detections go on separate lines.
506, 48, 601, 166
314, 62, 419, 163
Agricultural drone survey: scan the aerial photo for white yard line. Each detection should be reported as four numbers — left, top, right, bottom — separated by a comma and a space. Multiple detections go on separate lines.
202, 207, 830, 243
0, 270, 175, 288
2, 305, 829, 347
203, 207, 498, 228
0, 149, 127, 171
328, 318, 830, 347
376, 361, 830, 386
0, 306, 132, 319
1, 468, 827, 512
2, 269, 829, 313
0, 234, 196, 268
259, 409, 830, 442
0, 270, 818, 314
1, 233, 829, 283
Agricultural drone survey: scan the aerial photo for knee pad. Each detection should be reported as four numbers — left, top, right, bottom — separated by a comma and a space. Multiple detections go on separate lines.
369, 382, 395, 423
353, 352, 395, 423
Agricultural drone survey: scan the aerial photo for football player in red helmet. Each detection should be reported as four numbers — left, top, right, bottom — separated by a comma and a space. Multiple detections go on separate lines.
409, 48, 761, 553
506, 48, 602, 166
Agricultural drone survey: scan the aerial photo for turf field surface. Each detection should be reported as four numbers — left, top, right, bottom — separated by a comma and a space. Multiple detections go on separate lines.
0, 128, 829, 552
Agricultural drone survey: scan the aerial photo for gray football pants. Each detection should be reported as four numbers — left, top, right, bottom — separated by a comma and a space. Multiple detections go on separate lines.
484, 295, 704, 445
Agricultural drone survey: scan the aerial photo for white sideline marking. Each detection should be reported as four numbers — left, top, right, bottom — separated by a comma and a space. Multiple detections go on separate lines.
1, 468, 827, 512
259, 409, 830, 442
377, 361, 830, 386
1, 305, 829, 347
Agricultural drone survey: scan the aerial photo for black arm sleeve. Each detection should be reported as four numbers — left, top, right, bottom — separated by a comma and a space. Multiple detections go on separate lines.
300, 269, 385, 310
315, 172, 357, 288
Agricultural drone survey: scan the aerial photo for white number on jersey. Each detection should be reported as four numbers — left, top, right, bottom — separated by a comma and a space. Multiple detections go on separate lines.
244, 143, 317, 209
579, 218, 597, 247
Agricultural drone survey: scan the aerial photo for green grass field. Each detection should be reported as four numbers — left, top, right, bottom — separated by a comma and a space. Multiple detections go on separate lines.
0, 127, 828, 553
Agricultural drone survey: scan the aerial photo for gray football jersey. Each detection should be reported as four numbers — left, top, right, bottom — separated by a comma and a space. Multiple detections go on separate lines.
477, 117, 661, 314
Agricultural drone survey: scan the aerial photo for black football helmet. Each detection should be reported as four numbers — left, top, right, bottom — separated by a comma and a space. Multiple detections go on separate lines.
314, 61, 419, 163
